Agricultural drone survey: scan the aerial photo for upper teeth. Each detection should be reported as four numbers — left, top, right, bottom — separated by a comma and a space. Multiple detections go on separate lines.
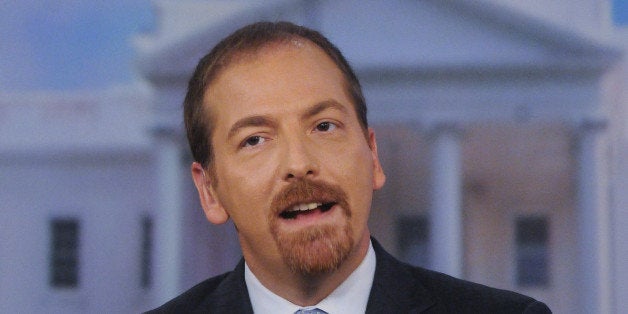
291, 202, 322, 212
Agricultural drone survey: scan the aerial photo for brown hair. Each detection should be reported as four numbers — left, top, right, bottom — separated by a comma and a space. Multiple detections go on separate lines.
184, 21, 367, 168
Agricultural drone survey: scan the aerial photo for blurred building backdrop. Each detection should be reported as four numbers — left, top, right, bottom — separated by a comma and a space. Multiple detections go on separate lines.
1, 1, 627, 313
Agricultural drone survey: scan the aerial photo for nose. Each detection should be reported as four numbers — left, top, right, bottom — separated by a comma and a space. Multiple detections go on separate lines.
280, 134, 319, 181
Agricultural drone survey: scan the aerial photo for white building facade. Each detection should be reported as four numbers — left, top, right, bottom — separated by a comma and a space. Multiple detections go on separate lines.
0, 88, 158, 313
1, 1, 626, 313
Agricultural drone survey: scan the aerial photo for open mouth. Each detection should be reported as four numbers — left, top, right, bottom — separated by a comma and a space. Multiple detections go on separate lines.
279, 202, 335, 219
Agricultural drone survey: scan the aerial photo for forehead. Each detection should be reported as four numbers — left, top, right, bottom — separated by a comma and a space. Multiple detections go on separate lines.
218, 39, 340, 83
203, 40, 352, 121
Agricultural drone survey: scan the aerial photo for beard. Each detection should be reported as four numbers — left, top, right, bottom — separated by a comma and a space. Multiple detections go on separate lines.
269, 179, 353, 276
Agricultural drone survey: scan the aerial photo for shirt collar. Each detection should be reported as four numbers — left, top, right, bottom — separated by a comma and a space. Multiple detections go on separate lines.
245, 240, 376, 313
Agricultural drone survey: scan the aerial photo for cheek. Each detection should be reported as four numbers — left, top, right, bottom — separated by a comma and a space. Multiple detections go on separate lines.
327, 144, 376, 215
216, 162, 275, 218
333, 145, 375, 184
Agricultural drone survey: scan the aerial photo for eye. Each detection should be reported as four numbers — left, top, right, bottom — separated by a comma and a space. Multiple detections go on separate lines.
315, 121, 337, 132
242, 135, 266, 147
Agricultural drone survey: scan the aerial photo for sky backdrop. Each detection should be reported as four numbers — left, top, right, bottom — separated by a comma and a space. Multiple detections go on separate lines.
0, 0, 152, 91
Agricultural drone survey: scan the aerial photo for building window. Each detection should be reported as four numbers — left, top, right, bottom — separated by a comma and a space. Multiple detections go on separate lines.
515, 216, 549, 287
140, 215, 153, 288
397, 215, 430, 268
50, 218, 80, 288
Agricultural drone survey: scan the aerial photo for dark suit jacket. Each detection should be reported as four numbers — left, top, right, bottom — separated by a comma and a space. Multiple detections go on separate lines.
146, 239, 551, 313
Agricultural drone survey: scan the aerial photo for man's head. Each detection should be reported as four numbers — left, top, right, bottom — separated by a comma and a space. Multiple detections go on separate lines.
188, 21, 385, 280
184, 21, 368, 169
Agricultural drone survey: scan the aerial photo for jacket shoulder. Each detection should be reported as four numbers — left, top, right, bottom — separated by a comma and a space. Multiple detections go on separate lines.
143, 272, 231, 313
369, 238, 551, 313
409, 266, 551, 313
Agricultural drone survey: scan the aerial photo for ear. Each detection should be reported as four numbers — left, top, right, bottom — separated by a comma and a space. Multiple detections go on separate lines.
191, 162, 230, 224
367, 128, 386, 190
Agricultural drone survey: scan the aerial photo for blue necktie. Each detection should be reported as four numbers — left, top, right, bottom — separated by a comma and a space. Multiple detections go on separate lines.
294, 308, 328, 314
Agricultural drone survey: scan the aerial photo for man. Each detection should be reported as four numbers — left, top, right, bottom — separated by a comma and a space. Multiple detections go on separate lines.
148, 21, 551, 313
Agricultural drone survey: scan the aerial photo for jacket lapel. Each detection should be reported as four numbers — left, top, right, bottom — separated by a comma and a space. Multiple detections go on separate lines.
191, 240, 435, 313
194, 259, 254, 314
366, 239, 436, 313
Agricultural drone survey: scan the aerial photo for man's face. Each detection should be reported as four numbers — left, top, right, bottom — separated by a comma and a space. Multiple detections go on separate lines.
192, 40, 385, 276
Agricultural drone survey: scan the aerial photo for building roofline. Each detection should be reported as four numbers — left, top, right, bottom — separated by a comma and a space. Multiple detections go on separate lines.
135, 0, 623, 81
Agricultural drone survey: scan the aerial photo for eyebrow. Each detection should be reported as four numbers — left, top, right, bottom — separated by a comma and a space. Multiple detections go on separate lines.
227, 115, 276, 140
302, 99, 348, 120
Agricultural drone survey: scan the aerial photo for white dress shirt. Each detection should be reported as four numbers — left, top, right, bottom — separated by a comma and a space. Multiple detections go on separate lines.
245, 241, 376, 313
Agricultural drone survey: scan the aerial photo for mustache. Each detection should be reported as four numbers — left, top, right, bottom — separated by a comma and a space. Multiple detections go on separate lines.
270, 179, 350, 216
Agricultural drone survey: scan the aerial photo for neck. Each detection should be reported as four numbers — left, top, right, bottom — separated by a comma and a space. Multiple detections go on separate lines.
246, 234, 370, 306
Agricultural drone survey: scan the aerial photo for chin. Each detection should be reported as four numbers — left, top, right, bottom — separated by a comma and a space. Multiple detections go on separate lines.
274, 223, 354, 275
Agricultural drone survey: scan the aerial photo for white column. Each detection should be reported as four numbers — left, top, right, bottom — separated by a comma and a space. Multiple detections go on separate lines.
574, 119, 611, 314
152, 127, 185, 304
428, 123, 464, 278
